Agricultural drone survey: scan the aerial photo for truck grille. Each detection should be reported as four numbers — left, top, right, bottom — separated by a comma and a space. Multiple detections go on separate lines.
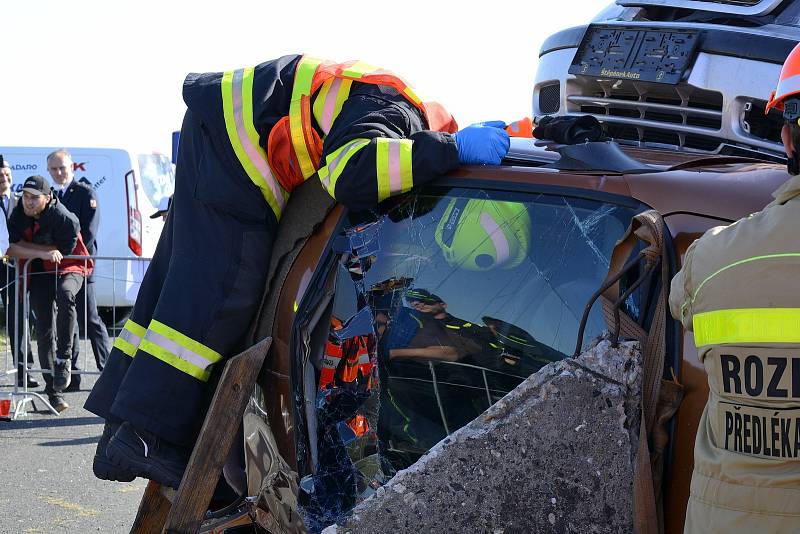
569, 79, 724, 152
539, 83, 561, 114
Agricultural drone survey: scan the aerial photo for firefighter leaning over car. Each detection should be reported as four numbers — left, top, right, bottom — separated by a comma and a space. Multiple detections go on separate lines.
84, 54, 511, 489
670, 42, 800, 534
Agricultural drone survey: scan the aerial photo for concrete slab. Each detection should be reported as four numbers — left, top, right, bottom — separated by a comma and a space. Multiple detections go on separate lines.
325, 338, 642, 534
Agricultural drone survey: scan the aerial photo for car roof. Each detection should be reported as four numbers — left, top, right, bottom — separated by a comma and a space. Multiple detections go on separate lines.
448, 139, 788, 223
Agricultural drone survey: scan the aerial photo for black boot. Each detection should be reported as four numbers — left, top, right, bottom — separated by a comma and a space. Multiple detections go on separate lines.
93, 421, 136, 482
106, 422, 190, 489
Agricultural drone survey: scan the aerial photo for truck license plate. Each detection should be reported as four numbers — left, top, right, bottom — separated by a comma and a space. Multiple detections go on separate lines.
569, 26, 699, 85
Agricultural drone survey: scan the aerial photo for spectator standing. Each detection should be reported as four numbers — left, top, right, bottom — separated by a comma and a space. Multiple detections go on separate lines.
6, 175, 91, 412
47, 149, 110, 390
0, 158, 38, 388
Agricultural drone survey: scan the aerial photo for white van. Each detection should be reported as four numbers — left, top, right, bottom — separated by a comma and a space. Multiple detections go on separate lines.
0, 146, 174, 322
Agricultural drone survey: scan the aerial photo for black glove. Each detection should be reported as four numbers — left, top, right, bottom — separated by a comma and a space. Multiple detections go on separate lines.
533, 115, 606, 145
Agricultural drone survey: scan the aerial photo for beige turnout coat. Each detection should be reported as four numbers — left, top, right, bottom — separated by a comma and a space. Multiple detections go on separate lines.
669, 174, 800, 533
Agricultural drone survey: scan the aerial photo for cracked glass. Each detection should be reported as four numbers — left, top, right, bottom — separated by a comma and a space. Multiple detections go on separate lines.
295, 187, 641, 531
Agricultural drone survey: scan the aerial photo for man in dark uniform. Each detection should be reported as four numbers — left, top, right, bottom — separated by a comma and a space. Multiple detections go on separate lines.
47, 149, 110, 388
85, 54, 510, 488
0, 158, 38, 388
6, 175, 92, 412
379, 288, 490, 472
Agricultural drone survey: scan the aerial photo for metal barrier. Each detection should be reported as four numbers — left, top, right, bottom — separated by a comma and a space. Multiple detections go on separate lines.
1, 254, 151, 419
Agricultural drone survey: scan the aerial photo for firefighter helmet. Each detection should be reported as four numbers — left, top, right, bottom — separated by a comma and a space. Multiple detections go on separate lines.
434, 198, 531, 271
766, 43, 800, 114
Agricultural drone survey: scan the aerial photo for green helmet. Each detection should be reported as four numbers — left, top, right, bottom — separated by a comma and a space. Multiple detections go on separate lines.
434, 198, 531, 271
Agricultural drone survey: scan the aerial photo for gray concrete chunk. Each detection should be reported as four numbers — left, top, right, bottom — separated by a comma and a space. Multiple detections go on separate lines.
323, 338, 642, 534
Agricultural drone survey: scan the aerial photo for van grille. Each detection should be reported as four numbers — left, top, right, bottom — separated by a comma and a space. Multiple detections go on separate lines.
569, 79, 724, 152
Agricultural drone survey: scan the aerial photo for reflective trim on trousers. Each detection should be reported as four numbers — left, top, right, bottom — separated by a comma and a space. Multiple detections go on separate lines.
137, 319, 223, 381
112, 319, 146, 358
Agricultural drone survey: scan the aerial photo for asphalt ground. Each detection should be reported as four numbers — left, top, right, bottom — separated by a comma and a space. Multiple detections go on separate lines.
0, 359, 147, 533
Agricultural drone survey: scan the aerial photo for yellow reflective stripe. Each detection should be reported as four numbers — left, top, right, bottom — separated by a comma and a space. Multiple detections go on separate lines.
341, 60, 376, 79
683, 253, 800, 319
138, 320, 223, 381
318, 139, 370, 198
221, 68, 286, 219
114, 337, 138, 358
290, 57, 322, 179
124, 319, 146, 338
312, 79, 332, 127
693, 308, 800, 347
241, 70, 288, 210
148, 319, 222, 364
312, 78, 352, 135
339, 61, 422, 106
445, 324, 461, 330
376, 138, 413, 202
113, 319, 146, 358
139, 338, 211, 381
401, 86, 422, 106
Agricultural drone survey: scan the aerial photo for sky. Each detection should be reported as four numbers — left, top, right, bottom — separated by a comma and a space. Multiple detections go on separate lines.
1, 0, 605, 157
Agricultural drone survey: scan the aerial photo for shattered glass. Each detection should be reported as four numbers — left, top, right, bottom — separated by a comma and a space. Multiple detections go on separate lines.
294, 187, 641, 531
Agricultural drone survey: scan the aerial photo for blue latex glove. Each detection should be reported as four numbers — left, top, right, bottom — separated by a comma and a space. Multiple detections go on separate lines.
452, 121, 510, 165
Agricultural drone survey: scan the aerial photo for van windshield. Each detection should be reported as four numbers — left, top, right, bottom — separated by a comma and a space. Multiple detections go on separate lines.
137, 154, 175, 208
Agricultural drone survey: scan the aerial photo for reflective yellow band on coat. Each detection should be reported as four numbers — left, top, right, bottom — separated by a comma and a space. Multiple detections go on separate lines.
221, 68, 286, 219
318, 139, 370, 198
138, 320, 223, 381
376, 138, 413, 202
683, 253, 800, 320
693, 308, 800, 347
290, 56, 322, 179
113, 319, 146, 358
312, 78, 353, 135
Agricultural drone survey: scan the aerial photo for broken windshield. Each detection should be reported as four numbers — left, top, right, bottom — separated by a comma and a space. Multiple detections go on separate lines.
296, 186, 642, 531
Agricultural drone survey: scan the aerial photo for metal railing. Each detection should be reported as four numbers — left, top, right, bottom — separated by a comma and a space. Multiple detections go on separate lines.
388, 359, 529, 436
1, 254, 151, 419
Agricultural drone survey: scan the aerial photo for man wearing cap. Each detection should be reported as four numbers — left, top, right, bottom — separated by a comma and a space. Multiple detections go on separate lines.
389, 288, 483, 362
47, 149, 109, 384
0, 158, 39, 389
6, 175, 92, 412
379, 288, 488, 472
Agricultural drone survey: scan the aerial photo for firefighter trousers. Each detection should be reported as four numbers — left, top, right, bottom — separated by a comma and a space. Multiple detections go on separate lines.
85, 110, 276, 446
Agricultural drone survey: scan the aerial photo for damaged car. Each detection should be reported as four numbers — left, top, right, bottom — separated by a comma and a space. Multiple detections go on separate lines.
185, 137, 789, 534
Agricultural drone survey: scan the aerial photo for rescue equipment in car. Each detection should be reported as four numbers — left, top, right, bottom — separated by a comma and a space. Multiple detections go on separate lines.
319, 317, 374, 391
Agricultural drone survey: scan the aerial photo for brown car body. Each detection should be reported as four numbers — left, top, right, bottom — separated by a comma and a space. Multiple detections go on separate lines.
240, 144, 789, 533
